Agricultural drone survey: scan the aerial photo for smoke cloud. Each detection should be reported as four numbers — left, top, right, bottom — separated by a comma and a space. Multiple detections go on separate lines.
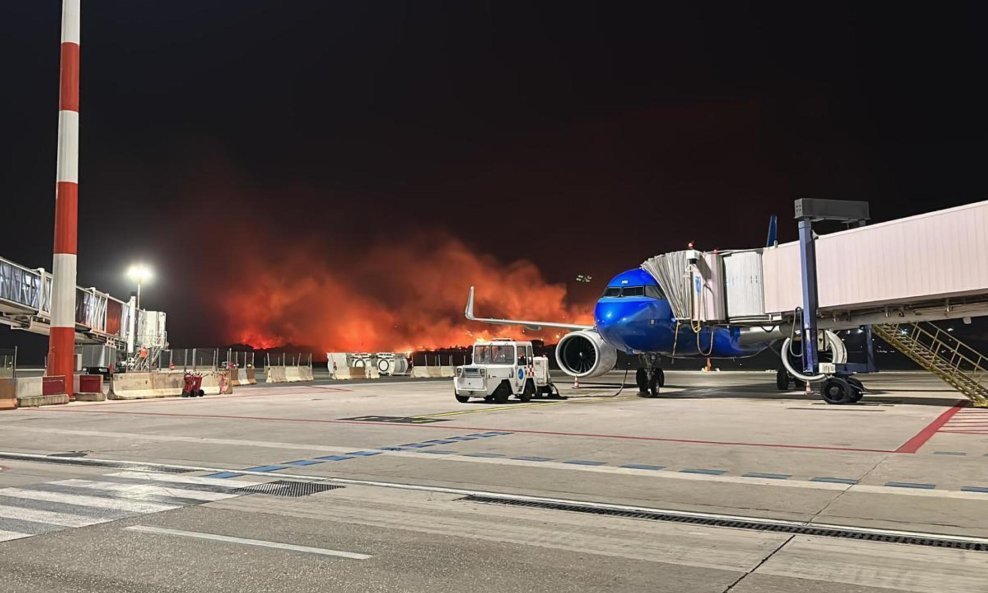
219, 232, 593, 353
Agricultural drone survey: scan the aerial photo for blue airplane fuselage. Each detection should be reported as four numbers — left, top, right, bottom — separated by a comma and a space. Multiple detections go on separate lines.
594, 268, 765, 358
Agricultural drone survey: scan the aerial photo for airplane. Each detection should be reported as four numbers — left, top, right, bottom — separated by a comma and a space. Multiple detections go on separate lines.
464, 217, 820, 396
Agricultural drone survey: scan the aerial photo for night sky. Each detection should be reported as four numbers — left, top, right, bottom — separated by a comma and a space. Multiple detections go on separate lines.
2, 2, 987, 357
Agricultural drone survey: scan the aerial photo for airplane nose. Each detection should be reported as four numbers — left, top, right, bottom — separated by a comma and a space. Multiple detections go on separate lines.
595, 299, 648, 333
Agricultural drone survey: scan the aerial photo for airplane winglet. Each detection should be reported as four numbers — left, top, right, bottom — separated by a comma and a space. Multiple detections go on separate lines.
463, 286, 593, 332
465, 286, 476, 320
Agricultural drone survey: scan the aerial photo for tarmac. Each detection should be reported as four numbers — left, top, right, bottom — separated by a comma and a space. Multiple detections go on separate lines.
0, 370, 985, 592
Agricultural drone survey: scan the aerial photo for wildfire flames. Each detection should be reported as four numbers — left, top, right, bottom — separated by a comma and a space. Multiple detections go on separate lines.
221, 234, 593, 353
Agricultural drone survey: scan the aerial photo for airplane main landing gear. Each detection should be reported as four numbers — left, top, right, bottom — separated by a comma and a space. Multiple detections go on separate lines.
775, 368, 805, 392
636, 355, 664, 398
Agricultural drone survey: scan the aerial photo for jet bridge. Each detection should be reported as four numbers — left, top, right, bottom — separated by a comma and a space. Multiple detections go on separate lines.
0, 254, 165, 355
642, 199, 988, 405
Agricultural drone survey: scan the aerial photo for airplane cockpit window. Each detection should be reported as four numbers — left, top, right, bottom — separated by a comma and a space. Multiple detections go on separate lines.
622, 286, 645, 297
645, 284, 666, 299
603, 287, 622, 297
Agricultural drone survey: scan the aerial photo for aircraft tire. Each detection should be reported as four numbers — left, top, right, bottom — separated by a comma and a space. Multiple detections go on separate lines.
776, 368, 789, 391
648, 373, 660, 397
656, 368, 665, 388
635, 368, 649, 394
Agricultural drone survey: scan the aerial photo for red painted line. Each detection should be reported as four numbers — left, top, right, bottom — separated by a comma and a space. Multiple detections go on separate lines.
59, 42, 80, 111
894, 401, 969, 454
54, 182, 78, 252
34, 407, 896, 453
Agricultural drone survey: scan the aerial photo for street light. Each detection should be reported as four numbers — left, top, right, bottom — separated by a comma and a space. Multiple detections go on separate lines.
127, 264, 153, 311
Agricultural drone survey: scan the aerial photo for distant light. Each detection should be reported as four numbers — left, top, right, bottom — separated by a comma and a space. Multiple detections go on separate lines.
127, 264, 153, 282
575, 274, 593, 283
947, 327, 954, 332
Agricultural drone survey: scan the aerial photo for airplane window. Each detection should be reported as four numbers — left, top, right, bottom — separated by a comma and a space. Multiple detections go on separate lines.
645, 284, 666, 299
623, 286, 645, 297
603, 287, 621, 297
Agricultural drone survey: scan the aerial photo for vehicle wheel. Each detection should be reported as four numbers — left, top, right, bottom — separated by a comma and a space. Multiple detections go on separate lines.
821, 377, 854, 405
635, 368, 648, 394
198, 389, 205, 397
455, 394, 470, 403
493, 382, 510, 404
776, 368, 789, 391
656, 368, 665, 388
519, 381, 534, 402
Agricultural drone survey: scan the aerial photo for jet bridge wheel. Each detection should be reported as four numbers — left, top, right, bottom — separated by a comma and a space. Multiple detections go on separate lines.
820, 377, 859, 405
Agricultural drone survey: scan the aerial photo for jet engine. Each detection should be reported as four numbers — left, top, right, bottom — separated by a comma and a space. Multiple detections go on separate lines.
555, 330, 618, 378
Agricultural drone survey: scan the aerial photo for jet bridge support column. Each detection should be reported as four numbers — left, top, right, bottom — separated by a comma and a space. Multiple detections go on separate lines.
793, 198, 871, 382
797, 219, 819, 375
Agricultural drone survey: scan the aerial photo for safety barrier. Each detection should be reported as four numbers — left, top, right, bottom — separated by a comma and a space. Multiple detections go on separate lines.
411, 366, 448, 379
14, 376, 70, 407
0, 378, 16, 410
285, 367, 302, 382
265, 367, 288, 383
75, 374, 106, 402
109, 370, 232, 399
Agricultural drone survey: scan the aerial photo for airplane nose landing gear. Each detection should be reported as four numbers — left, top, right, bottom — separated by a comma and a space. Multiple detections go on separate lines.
636, 354, 665, 397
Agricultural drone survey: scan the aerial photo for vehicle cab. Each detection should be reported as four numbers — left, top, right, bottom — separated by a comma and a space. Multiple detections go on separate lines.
453, 339, 555, 403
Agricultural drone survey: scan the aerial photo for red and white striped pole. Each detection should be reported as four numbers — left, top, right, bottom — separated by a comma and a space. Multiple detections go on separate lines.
47, 0, 80, 396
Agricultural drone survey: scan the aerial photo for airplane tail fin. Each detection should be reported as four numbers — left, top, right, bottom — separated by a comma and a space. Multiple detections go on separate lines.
765, 215, 778, 247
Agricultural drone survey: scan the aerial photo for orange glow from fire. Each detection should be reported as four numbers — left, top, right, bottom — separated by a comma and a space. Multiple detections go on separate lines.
222, 235, 593, 352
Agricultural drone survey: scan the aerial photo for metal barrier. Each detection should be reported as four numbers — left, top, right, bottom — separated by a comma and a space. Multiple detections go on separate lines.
158, 348, 220, 372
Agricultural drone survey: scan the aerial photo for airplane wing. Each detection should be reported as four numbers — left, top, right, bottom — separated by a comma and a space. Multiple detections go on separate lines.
465, 286, 594, 332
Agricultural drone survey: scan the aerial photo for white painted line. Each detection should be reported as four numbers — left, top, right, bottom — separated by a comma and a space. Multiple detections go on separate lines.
106, 471, 265, 488
0, 504, 103, 528
51, 480, 236, 502
1, 426, 356, 456
125, 525, 372, 560
0, 529, 32, 542
0, 488, 179, 514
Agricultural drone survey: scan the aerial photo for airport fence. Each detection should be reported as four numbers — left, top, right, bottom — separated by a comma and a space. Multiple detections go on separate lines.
0, 347, 15, 379
222, 350, 255, 369
265, 352, 313, 369
157, 348, 221, 372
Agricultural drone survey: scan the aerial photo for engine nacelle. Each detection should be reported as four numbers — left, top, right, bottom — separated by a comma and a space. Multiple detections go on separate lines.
555, 330, 618, 378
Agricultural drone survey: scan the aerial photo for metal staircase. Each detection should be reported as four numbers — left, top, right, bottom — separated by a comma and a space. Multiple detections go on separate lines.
873, 322, 988, 407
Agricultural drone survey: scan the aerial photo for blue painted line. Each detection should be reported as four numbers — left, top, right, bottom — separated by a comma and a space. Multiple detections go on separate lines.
620, 464, 664, 470
933, 451, 967, 456
345, 451, 382, 457
283, 459, 324, 467
379, 446, 408, 451
512, 456, 553, 462
811, 477, 858, 485
742, 472, 791, 480
885, 481, 936, 489
463, 452, 505, 458
244, 465, 288, 472
204, 472, 244, 479
680, 468, 727, 475
432, 439, 459, 444
563, 460, 607, 466
313, 455, 354, 462
420, 440, 448, 444
448, 436, 478, 441
418, 450, 458, 455
401, 443, 434, 448
961, 486, 988, 493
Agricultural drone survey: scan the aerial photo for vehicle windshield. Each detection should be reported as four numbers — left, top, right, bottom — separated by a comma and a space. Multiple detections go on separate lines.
473, 344, 515, 364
